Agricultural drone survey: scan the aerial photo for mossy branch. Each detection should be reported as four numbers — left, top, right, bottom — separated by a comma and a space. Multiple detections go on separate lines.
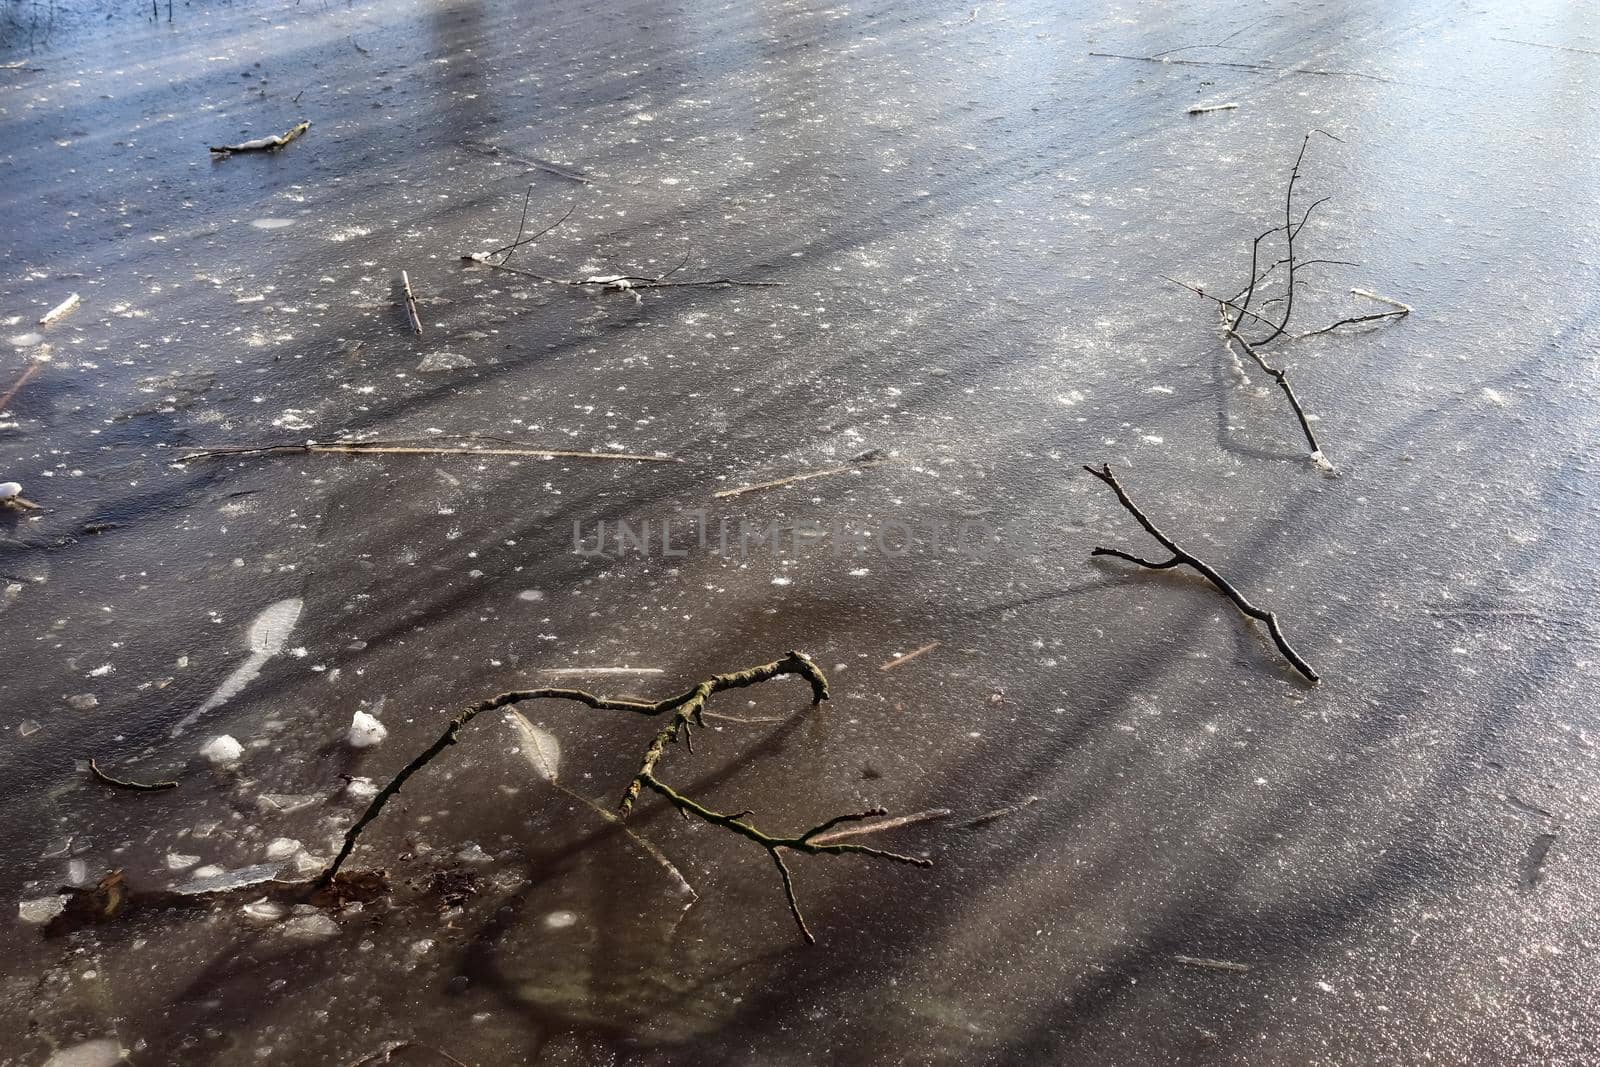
1084, 464, 1320, 684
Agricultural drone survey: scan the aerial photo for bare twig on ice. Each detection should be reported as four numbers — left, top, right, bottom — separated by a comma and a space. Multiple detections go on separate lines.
1187, 102, 1239, 115
38, 293, 80, 325
400, 271, 424, 336
879, 642, 939, 671
1083, 464, 1320, 683
1166, 132, 1410, 472
210, 121, 310, 156
1173, 954, 1252, 973
317, 653, 935, 944
461, 200, 781, 294
1088, 51, 1396, 83
714, 457, 888, 500
174, 440, 675, 463
87, 757, 179, 792
963, 794, 1041, 829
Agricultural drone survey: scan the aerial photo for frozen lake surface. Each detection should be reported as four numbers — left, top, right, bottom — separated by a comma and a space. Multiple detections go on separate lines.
2, 0, 1598, 1063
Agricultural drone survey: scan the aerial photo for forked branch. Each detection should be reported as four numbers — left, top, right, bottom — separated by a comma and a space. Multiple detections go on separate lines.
316, 652, 932, 942
1084, 464, 1320, 683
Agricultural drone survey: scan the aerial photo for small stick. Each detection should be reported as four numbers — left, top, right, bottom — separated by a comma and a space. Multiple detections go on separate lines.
39, 293, 81, 325
1349, 288, 1412, 312
1187, 102, 1239, 115
460, 255, 781, 290
0, 361, 43, 414
809, 807, 952, 845
88, 758, 179, 792
539, 667, 665, 676
1224, 321, 1330, 468
1088, 51, 1395, 83
714, 459, 888, 500
209, 121, 310, 156
400, 271, 423, 336
1172, 955, 1252, 973
879, 641, 939, 671
1083, 463, 1320, 683
964, 794, 1041, 829
1494, 37, 1600, 59
175, 443, 674, 463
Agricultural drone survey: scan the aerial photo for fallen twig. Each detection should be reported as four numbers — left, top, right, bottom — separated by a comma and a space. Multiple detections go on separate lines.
174, 441, 674, 463
1172, 954, 1252, 973
1494, 37, 1600, 59
879, 641, 939, 671
400, 271, 423, 336
1088, 51, 1395, 83
1083, 464, 1320, 683
317, 653, 933, 943
460, 140, 593, 183
714, 458, 888, 500
963, 794, 1041, 829
38, 293, 80, 326
210, 121, 310, 156
1187, 102, 1239, 115
1169, 132, 1408, 472
87, 758, 178, 792
0, 361, 43, 415
809, 807, 952, 845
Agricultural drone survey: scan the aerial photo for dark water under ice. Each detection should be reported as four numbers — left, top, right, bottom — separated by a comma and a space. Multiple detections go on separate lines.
2, 0, 1599, 1063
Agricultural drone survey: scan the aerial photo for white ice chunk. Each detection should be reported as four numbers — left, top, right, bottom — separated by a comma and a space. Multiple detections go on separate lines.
199, 734, 244, 766
18, 895, 68, 924
43, 1038, 127, 1067
265, 837, 303, 861
347, 711, 388, 749
0, 481, 21, 501
283, 912, 339, 940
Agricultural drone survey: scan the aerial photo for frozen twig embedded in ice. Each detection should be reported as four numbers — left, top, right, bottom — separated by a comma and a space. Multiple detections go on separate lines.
38, 293, 80, 325
1083, 464, 1320, 684
174, 440, 676, 463
714, 456, 890, 500
209, 120, 310, 156
461, 201, 781, 292
87, 758, 179, 792
1186, 102, 1239, 115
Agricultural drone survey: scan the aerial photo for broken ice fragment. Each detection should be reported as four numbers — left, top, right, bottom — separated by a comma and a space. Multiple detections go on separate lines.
18, 895, 69, 924
265, 837, 303, 861
42, 1038, 127, 1067
65, 693, 99, 711
242, 897, 287, 921
198, 734, 244, 766
17, 719, 40, 737
0, 482, 21, 501
343, 776, 379, 801
257, 793, 319, 815
176, 862, 284, 895
347, 710, 387, 749
166, 853, 201, 870
283, 911, 339, 940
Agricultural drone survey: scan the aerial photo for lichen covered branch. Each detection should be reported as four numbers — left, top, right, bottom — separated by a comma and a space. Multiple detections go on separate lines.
1084, 464, 1320, 683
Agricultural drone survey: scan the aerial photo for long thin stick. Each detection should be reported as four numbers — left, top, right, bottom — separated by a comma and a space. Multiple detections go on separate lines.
176, 443, 674, 463
210, 121, 310, 155
400, 271, 423, 336
714, 459, 888, 499
39, 293, 80, 325
1083, 464, 1320, 683
1088, 51, 1395, 83
879, 642, 939, 671
87, 758, 179, 792
0, 361, 42, 414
